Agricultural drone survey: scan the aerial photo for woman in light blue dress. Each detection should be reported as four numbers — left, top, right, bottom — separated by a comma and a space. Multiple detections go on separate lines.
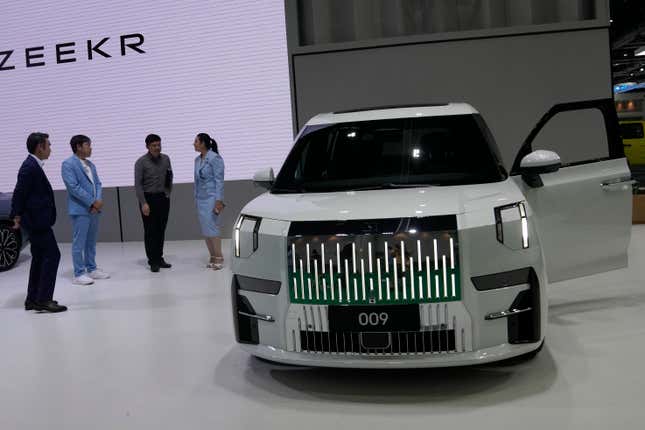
193, 133, 225, 269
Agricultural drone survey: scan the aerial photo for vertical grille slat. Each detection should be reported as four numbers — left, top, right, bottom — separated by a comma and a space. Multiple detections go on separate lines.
299, 329, 457, 355
288, 216, 460, 306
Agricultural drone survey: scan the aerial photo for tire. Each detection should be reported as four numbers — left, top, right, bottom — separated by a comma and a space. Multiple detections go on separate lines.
0, 224, 22, 272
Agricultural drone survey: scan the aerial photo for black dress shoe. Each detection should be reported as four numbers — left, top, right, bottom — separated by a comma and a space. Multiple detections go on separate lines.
34, 301, 67, 313
25, 300, 57, 310
159, 259, 172, 269
150, 265, 160, 273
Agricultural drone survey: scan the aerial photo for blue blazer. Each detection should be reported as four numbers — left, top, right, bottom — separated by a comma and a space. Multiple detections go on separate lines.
10, 156, 57, 232
194, 151, 224, 202
61, 156, 103, 216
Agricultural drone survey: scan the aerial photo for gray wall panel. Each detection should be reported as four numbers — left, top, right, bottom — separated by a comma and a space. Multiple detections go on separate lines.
120, 180, 266, 242
52, 188, 121, 243
292, 28, 612, 169
120, 181, 263, 242
118, 184, 201, 243
50, 180, 266, 242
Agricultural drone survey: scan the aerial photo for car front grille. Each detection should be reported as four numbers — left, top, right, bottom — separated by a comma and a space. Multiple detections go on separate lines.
299, 330, 457, 355
285, 302, 473, 355
287, 216, 460, 305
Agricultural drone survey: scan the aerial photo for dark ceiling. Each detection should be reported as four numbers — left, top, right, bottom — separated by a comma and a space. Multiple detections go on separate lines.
611, 0, 645, 85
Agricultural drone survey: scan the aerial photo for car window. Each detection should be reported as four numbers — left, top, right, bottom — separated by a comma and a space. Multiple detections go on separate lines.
289, 119, 407, 188
620, 122, 644, 139
273, 114, 507, 193
408, 115, 506, 181
530, 109, 609, 165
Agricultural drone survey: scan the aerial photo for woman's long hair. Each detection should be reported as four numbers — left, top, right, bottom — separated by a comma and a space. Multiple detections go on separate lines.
197, 133, 219, 154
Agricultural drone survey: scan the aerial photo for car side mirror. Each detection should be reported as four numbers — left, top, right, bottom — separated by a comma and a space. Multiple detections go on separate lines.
253, 167, 275, 189
520, 150, 561, 188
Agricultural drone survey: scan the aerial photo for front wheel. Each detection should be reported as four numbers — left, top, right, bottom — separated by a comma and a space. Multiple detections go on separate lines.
0, 224, 22, 272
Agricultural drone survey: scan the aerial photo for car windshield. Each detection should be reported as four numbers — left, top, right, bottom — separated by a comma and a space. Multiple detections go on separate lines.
272, 114, 507, 193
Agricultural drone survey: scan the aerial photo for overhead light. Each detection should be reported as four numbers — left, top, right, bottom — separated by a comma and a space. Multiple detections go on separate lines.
637, 47, 645, 57
412, 148, 421, 158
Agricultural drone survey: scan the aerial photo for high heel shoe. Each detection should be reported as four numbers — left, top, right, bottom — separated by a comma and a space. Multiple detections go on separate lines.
207, 256, 224, 270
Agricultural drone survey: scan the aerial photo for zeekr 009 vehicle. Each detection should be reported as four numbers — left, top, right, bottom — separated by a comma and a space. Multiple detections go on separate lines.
231, 99, 632, 368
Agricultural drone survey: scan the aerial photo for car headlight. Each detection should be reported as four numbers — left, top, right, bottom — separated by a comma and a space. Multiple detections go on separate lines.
234, 215, 262, 258
519, 202, 529, 249
494, 202, 529, 250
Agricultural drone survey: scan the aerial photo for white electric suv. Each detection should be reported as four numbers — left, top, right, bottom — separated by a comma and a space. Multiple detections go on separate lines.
231, 99, 632, 368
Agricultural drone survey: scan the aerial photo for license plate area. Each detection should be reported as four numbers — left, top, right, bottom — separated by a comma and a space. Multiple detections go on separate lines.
328, 305, 420, 332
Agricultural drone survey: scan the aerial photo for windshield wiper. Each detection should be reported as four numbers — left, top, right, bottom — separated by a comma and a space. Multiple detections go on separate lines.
270, 186, 308, 193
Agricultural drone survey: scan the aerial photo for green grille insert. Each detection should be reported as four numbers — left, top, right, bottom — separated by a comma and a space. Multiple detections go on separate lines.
287, 216, 461, 305
288, 268, 461, 305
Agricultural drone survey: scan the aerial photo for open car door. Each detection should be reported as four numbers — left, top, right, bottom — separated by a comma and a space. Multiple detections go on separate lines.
511, 99, 632, 283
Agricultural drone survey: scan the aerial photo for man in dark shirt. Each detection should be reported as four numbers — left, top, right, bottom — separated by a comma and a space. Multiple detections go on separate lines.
11, 132, 67, 313
134, 134, 173, 272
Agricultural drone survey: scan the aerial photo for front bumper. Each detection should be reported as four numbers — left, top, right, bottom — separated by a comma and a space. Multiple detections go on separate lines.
231, 213, 546, 368
240, 341, 543, 368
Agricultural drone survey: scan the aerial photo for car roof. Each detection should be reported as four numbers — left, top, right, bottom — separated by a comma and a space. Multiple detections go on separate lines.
306, 103, 479, 126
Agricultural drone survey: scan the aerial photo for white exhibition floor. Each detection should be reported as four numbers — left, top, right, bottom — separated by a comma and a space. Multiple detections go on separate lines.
1, 231, 645, 430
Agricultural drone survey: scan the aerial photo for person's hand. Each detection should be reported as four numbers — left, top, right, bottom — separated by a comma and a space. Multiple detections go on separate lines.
90, 207, 99, 214
12, 216, 21, 230
214, 200, 225, 215
93, 200, 104, 211
142, 203, 151, 216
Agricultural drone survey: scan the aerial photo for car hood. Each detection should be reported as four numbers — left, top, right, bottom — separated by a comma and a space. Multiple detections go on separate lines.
242, 180, 523, 222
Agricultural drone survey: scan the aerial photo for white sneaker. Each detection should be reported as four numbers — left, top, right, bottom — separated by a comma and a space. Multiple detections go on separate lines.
73, 274, 94, 285
88, 269, 110, 280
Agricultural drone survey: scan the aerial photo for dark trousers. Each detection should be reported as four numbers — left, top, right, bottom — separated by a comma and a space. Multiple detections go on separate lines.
142, 193, 170, 265
27, 228, 61, 303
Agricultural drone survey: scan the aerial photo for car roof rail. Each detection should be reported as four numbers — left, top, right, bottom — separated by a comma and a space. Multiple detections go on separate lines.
333, 103, 449, 114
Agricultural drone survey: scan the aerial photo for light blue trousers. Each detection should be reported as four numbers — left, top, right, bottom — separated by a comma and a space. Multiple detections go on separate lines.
71, 214, 100, 277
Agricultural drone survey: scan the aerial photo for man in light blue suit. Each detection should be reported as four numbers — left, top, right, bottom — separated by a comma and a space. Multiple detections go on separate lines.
61, 135, 110, 285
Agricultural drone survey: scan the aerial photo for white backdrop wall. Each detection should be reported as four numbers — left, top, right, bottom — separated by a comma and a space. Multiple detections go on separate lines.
0, 0, 293, 191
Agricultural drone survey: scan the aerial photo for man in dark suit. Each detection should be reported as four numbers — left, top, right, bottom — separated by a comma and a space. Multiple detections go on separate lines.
11, 132, 67, 313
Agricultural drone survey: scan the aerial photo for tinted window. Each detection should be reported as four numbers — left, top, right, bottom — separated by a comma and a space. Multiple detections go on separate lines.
407, 115, 506, 181
530, 109, 609, 165
620, 123, 644, 139
272, 114, 506, 193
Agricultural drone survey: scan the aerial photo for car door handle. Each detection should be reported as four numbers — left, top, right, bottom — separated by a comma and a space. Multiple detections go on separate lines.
601, 178, 636, 190
485, 307, 532, 320
623, 144, 633, 147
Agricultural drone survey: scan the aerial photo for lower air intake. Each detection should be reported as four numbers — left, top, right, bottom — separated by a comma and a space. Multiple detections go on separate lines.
299, 330, 456, 355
